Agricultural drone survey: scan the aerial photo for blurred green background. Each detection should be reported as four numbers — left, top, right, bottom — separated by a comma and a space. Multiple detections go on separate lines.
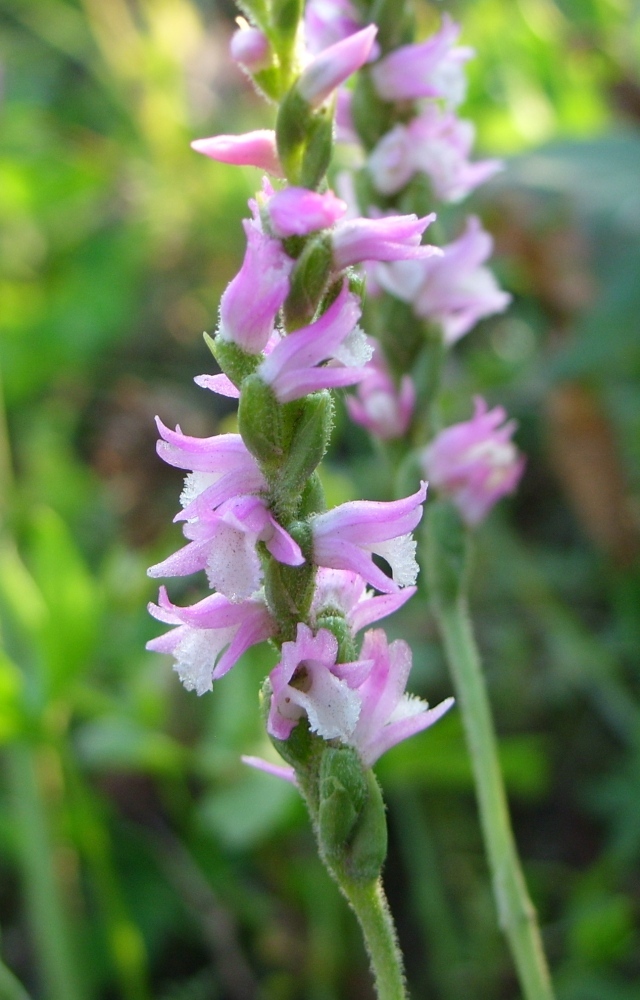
1, 0, 640, 997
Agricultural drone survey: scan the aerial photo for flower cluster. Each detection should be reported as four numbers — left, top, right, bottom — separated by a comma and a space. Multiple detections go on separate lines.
147, 21, 452, 775
296, 3, 521, 514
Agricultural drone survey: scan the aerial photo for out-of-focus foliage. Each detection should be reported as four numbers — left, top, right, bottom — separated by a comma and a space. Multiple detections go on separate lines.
0, 0, 639, 998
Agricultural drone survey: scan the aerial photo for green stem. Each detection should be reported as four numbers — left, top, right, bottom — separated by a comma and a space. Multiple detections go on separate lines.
340, 878, 408, 1000
431, 590, 554, 1000
5, 744, 84, 1000
0, 957, 33, 1000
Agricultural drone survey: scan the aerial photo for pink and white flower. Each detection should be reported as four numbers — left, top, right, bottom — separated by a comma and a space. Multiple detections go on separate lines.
350, 629, 454, 766
191, 130, 283, 175
267, 624, 371, 740
371, 15, 473, 106
148, 495, 304, 601
345, 339, 415, 440
298, 25, 378, 108
267, 186, 347, 237
376, 216, 511, 344
421, 397, 525, 525
310, 568, 417, 634
304, 0, 365, 55
147, 586, 276, 692
332, 212, 440, 270
257, 283, 372, 402
217, 220, 292, 354
153, 418, 267, 519
368, 107, 502, 201
311, 482, 427, 594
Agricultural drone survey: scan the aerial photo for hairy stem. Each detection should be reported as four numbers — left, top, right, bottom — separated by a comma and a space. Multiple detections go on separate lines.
427, 553, 555, 1000
340, 878, 409, 1000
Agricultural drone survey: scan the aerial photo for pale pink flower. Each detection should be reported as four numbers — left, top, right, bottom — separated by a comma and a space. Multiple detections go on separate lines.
311, 482, 427, 593
147, 586, 276, 692
218, 220, 292, 354
332, 213, 440, 269
230, 25, 271, 72
153, 418, 266, 520
298, 25, 378, 108
421, 397, 525, 525
366, 126, 415, 197
408, 107, 502, 202
350, 630, 454, 766
148, 495, 304, 601
191, 131, 283, 176
368, 107, 502, 201
304, 0, 364, 55
310, 568, 417, 634
267, 186, 347, 237
376, 216, 511, 344
257, 283, 372, 402
371, 15, 473, 106
346, 339, 415, 440
267, 624, 371, 740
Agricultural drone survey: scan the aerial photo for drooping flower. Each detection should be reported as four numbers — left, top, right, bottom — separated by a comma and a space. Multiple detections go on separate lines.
332, 212, 440, 270
217, 220, 292, 354
310, 567, 417, 634
153, 418, 267, 519
257, 283, 372, 402
298, 25, 378, 108
191, 131, 283, 175
376, 216, 511, 344
311, 482, 427, 594
345, 339, 415, 440
368, 107, 502, 201
266, 186, 347, 237
421, 397, 525, 525
147, 586, 276, 692
148, 495, 304, 601
267, 624, 371, 740
349, 629, 454, 766
370, 15, 473, 106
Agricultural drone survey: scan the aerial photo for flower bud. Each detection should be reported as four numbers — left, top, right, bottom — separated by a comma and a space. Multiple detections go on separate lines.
191, 131, 283, 176
298, 25, 378, 109
230, 24, 271, 72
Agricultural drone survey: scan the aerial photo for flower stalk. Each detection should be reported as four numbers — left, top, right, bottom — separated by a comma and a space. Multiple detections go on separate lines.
425, 502, 554, 1000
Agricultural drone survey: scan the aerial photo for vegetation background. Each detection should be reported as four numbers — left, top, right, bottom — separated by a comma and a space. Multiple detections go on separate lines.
1, 0, 639, 997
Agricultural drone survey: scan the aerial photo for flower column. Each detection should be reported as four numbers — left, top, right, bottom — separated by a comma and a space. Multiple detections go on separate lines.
147, 14, 454, 1000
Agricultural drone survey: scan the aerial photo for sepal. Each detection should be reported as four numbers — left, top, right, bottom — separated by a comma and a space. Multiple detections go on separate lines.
298, 472, 327, 518
263, 523, 316, 635
318, 746, 368, 862
299, 106, 334, 191
283, 234, 333, 330
205, 333, 261, 388
345, 767, 388, 881
318, 746, 388, 882
276, 87, 314, 184
276, 391, 333, 505
238, 375, 283, 469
